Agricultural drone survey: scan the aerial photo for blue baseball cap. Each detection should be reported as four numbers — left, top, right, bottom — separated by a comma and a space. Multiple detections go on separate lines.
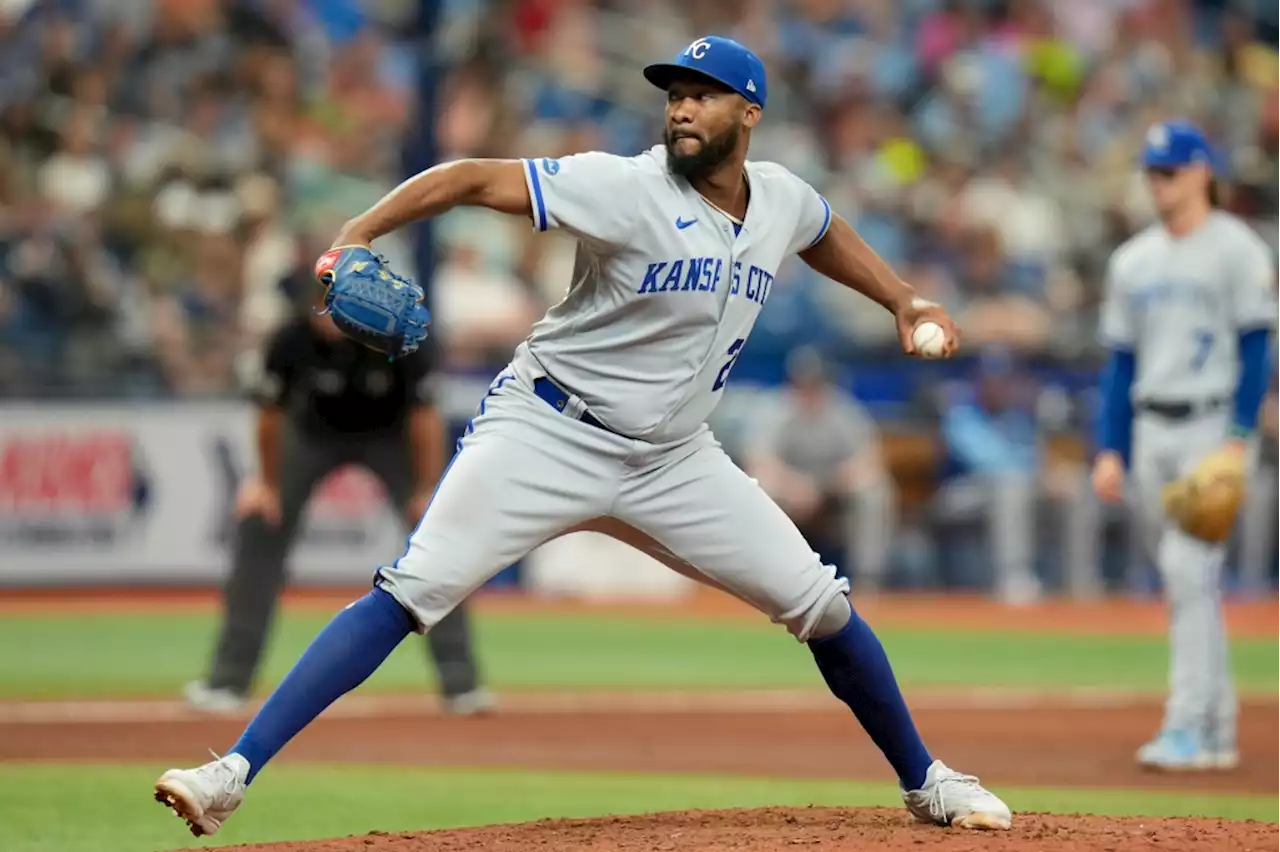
643, 36, 767, 108
1141, 120, 1217, 171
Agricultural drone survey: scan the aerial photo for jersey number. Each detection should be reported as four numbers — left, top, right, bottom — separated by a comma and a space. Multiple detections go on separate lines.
1190, 330, 1214, 372
713, 338, 745, 392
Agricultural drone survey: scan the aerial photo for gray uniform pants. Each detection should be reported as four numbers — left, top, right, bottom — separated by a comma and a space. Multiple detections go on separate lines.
205, 424, 481, 698
377, 368, 852, 644
1131, 409, 1239, 743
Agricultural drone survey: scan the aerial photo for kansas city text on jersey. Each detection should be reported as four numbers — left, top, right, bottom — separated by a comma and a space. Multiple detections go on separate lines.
637, 257, 774, 305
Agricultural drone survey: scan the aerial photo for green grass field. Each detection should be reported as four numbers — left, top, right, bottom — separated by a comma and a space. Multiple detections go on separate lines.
1, 608, 1276, 699
1, 606, 1275, 852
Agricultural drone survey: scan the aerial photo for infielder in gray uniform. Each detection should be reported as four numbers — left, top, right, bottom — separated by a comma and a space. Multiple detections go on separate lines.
1092, 120, 1275, 771
155, 37, 1012, 837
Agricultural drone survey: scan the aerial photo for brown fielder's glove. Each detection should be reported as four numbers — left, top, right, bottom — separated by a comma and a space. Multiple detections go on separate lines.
1161, 447, 1247, 543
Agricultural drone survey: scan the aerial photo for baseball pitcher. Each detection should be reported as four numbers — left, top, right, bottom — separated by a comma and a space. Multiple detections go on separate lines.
155, 37, 1012, 836
1092, 120, 1276, 771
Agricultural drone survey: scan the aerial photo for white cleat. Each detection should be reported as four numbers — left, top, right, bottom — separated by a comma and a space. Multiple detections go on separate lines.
1201, 748, 1241, 770
1136, 730, 1240, 772
154, 752, 249, 837
902, 760, 1013, 830
1204, 725, 1239, 770
182, 681, 247, 715
442, 687, 498, 717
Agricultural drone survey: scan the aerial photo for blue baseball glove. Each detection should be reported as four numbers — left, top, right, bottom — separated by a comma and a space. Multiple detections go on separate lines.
313, 246, 431, 359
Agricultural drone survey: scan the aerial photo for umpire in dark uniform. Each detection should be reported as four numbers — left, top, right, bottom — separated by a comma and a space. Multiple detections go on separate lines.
185, 294, 492, 715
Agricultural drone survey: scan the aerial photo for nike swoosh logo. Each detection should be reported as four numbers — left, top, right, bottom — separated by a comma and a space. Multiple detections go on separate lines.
675, 217, 697, 230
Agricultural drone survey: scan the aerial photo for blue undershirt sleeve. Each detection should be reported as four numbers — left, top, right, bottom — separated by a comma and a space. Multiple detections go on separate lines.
1232, 329, 1271, 437
1096, 348, 1136, 466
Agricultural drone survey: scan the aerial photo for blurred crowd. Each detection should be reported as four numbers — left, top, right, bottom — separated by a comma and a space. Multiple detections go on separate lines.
0, 0, 415, 395
1, 0, 1276, 398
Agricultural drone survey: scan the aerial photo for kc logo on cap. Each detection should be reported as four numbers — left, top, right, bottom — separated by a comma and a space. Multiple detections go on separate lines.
684, 38, 712, 59
1147, 124, 1169, 152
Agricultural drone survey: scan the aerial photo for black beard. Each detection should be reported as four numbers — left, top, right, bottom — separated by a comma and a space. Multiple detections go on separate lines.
665, 125, 739, 179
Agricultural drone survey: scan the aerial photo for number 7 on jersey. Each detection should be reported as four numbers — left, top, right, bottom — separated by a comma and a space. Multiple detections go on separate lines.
1190, 330, 1214, 372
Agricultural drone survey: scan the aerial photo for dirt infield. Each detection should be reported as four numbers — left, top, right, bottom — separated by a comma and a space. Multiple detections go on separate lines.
211, 809, 1279, 852
3, 695, 1275, 795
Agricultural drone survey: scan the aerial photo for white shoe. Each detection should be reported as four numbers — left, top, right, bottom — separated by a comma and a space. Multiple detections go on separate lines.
1202, 747, 1241, 770
1136, 730, 1239, 771
902, 760, 1012, 830
442, 687, 497, 717
154, 752, 249, 837
182, 681, 246, 715
1203, 724, 1240, 770
997, 574, 1043, 607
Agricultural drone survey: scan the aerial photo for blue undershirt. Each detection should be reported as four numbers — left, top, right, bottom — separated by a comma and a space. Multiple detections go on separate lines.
1233, 328, 1272, 436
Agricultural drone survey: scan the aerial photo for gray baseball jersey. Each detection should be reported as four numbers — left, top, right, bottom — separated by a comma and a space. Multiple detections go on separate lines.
1099, 210, 1276, 748
377, 145, 852, 647
511, 146, 832, 442
1099, 211, 1275, 403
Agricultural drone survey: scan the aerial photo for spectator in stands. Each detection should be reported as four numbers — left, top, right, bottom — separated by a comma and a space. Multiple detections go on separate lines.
151, 231, 240, 393
950, 225, 1053, 351
432, 232, 544, 371
235, 173, 297, 371
936, 348, 1099, 603
746, 347, 896, 589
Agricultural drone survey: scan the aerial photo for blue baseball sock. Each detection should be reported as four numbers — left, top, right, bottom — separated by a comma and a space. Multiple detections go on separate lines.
808, 603, 933, 790
229, 586, 414, 783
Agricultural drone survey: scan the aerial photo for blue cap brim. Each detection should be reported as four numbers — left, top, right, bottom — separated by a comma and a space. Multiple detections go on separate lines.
643, 63, 756, 104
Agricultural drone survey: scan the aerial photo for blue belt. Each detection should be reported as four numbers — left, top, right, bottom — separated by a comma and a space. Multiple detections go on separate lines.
532, 377, 612, 433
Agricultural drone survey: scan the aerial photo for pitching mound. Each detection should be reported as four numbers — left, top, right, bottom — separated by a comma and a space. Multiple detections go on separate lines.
209, 807, 1278, 852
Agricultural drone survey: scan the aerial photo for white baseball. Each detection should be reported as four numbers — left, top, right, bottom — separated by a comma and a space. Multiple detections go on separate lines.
912, 321, 947, 358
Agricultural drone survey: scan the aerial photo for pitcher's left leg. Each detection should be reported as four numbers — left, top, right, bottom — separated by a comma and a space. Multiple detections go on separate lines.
359, 434, 490, 713
615, 439, 1011, 830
